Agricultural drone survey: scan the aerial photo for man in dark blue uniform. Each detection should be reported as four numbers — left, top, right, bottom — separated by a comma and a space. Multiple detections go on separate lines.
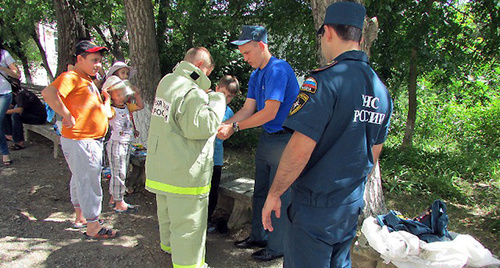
261, 2, 393, 268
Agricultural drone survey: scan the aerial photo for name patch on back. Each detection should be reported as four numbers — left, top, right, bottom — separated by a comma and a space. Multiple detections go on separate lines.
152, 97, 171, 123
352, 94, 386, 125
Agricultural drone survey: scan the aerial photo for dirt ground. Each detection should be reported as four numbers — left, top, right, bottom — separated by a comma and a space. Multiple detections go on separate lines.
0, 136, 284, 268
2, 136, 499, 268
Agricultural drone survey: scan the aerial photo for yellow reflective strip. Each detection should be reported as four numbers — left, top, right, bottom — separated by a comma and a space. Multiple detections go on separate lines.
146, 179, 211, 195
160, 243, 171, 254
172, 257, 206, 268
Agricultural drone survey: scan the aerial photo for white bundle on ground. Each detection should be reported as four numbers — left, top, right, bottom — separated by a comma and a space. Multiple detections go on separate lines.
361, 216, 500, 268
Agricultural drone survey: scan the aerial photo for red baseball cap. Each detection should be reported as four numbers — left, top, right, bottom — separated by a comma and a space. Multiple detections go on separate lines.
74, 40, 108, 56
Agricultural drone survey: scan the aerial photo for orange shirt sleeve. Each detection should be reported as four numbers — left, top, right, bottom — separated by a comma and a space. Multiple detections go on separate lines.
50, 71, 81, 98
127, 103, 139, 113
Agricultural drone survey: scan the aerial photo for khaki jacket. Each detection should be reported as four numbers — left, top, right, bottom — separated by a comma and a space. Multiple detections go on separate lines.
145, 61, 226, 196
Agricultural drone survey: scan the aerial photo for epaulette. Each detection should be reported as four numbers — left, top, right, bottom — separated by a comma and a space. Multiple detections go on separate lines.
310, 60, 338, 73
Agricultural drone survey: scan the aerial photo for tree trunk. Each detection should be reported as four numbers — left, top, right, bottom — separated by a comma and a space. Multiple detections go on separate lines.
311, 0, 378, 63
309, 0, 387, 220
52, 0, 89, 77
19, 57, 32, 84
31, 29, 54, 82
123, 0, 162, 146
361, 17, 379, 58
310, 0, 330, 65
361, 161, 387, 220
94, 26, 126, 62
8, 34, 33, 83
401, 47, 418, 149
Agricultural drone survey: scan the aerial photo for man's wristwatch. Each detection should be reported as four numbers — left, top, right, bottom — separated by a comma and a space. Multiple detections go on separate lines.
232, 122, 240, 132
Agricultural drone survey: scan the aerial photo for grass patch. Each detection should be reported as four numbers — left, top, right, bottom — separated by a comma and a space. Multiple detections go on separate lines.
223, 145, 256, 179
380, 140, 500, 256
220, 123, 500, 256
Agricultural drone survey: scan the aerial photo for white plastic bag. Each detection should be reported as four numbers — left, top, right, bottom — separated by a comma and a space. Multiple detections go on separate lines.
361, 216, 500, 268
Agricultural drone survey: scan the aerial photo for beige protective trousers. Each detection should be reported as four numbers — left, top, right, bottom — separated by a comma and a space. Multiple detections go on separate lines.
156, 193, 208, 268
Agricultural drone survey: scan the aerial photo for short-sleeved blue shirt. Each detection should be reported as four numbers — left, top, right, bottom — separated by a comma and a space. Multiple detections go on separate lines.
213, 106, 234, 166
284, 50, 393, 207
247, 56, 299, 133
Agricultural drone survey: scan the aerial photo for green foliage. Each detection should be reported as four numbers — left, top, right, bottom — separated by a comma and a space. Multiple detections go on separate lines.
368, 0, 499, 93
381, 59, 500, 204
256, 0, 316, 76
364, 0, 500, 211
0, 0, 53, 61
224, 127, 260, 149
155, 0, 316, 87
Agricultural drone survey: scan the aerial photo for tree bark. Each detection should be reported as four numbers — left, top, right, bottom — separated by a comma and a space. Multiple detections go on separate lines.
8, 34, 33, 83
311, 0, 378, 63
401, 47, 418, 149
94, 26, 126, 62
19, 57, 32, 84
52, 0, 89, 77
361, 161, 387, 220
309, 0, 387, 220
123, 0, 162, 146
401, 0, 434, 149
310, 0, 330, 65
31, 29, 54, 82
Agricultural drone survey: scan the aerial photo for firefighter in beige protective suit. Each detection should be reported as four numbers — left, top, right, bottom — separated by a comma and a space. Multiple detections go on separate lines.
145, 47, 226, 268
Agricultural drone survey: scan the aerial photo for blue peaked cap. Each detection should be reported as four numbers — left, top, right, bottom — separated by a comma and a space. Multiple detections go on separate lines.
318, 1, 366, 34
231, 26, 268, 46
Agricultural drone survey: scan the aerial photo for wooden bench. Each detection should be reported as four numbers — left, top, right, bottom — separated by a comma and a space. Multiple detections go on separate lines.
218, 175, 254, 229
23, 123, 61, 158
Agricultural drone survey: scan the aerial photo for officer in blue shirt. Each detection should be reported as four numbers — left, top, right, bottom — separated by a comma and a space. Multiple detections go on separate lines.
262, 2, 393, 268
218, 25, 300, 261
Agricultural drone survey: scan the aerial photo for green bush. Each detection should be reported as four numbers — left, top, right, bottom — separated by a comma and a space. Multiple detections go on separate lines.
381, 77, 500, 204
224, 127, 260, 149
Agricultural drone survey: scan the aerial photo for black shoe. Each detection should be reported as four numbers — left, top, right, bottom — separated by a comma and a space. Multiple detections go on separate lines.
234, 237, 267, 249
251, 249, 283, 261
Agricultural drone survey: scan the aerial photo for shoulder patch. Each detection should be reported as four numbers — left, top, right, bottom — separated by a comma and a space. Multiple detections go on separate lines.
289, 92, 310, 116
311, 60, 338, 73
300, 77, 317, 94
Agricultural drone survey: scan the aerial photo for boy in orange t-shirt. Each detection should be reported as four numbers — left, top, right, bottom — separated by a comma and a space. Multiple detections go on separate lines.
42, 40, 117, 239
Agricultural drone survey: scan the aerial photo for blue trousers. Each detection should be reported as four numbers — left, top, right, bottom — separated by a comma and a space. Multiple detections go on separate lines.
250, 131, 291, 255
284, 198, 364, 268
4, 111, 46, 143
0, 93, 12, 156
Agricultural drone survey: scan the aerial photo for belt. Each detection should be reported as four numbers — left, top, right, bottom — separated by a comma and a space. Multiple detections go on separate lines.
268, 129, 291, 135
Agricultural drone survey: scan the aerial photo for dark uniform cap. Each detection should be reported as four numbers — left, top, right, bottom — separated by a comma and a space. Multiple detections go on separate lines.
231, 26, 268, 46
74, 40, 108, 56
318, 1, 366, 34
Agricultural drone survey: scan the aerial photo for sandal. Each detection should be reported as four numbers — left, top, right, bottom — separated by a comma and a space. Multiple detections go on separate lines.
83, 227, 118, 240
72, 218, 105, 229
3, 160, 12, 166
114, 204, 138, 213
9, 143, 25, 150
